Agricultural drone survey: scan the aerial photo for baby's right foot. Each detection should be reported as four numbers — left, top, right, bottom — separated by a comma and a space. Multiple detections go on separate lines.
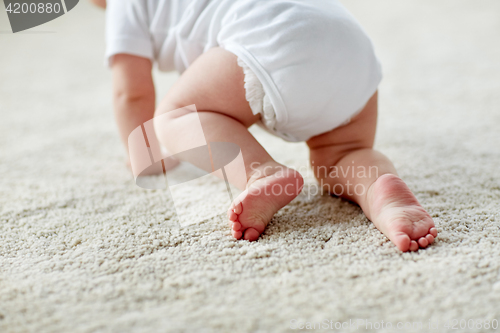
367, 174, 438, 252
227, 163, 303, 241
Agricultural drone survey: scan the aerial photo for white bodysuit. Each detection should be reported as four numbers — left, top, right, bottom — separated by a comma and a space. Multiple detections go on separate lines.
106, 0, 382, 142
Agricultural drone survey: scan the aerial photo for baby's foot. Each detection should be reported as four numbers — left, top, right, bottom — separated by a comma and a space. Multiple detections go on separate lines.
227, 164, 303, 241
367, 174, 438, 252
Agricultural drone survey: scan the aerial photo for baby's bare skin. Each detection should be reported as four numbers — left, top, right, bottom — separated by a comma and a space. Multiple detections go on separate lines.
305, 92, 437, 251
112, 48, 437, 252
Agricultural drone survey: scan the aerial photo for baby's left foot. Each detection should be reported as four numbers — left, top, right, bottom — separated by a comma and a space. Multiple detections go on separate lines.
367, 174, 438, 252
227, 164, 303, 241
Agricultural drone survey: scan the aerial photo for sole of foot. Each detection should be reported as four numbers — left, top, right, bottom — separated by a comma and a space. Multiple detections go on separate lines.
227, 166, 303, 241
367, 174, 438, 252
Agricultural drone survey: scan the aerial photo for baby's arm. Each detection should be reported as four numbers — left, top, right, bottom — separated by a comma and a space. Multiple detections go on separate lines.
111, 54, 155, 166
89, 0, 106, 9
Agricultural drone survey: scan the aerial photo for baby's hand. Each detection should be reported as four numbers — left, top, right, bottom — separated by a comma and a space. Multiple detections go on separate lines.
89, 0, 106, 9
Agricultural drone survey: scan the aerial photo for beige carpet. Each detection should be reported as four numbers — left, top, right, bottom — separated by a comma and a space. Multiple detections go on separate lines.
1, 1, 500, 332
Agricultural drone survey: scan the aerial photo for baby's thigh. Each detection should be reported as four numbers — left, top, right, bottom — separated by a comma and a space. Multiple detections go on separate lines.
156, 47, 260, 128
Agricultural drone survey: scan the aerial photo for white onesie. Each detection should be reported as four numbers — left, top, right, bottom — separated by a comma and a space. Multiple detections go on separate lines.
106, 0, 382, 142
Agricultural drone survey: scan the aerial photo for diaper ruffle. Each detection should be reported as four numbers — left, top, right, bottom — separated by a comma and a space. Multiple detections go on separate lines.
237, 57, 278, 134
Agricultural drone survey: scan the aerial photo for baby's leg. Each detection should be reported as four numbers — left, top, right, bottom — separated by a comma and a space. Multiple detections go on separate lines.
307, 92, 437, 252
153, 47, 303, 241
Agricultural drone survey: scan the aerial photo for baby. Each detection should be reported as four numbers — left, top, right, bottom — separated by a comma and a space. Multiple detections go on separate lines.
96, 0, 438, 251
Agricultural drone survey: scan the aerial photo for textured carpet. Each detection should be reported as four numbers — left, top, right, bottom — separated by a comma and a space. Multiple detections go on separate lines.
1, 1, 500, 332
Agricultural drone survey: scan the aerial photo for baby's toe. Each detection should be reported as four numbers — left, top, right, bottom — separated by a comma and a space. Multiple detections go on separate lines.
409, 240, 419, 252
392, 232, 411, 252
228, 210, 238, 222
232, 202, 243, 214
425, 234, 434, 244
232, 222, 241, 231
232, 229, 242, 239
243, 228, 261, 242
429, 227, 438, 237
418, 237, 429, 248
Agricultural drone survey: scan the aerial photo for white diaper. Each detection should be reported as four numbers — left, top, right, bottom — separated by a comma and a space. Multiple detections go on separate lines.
221, 0, 383, 142
105, 0, 382, 142
237, 58, 282, 139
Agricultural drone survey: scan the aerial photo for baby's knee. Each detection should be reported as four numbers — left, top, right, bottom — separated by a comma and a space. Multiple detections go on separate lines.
154, 97, 188, 118
153, 104, 195, 133
153, 98, 204, 131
